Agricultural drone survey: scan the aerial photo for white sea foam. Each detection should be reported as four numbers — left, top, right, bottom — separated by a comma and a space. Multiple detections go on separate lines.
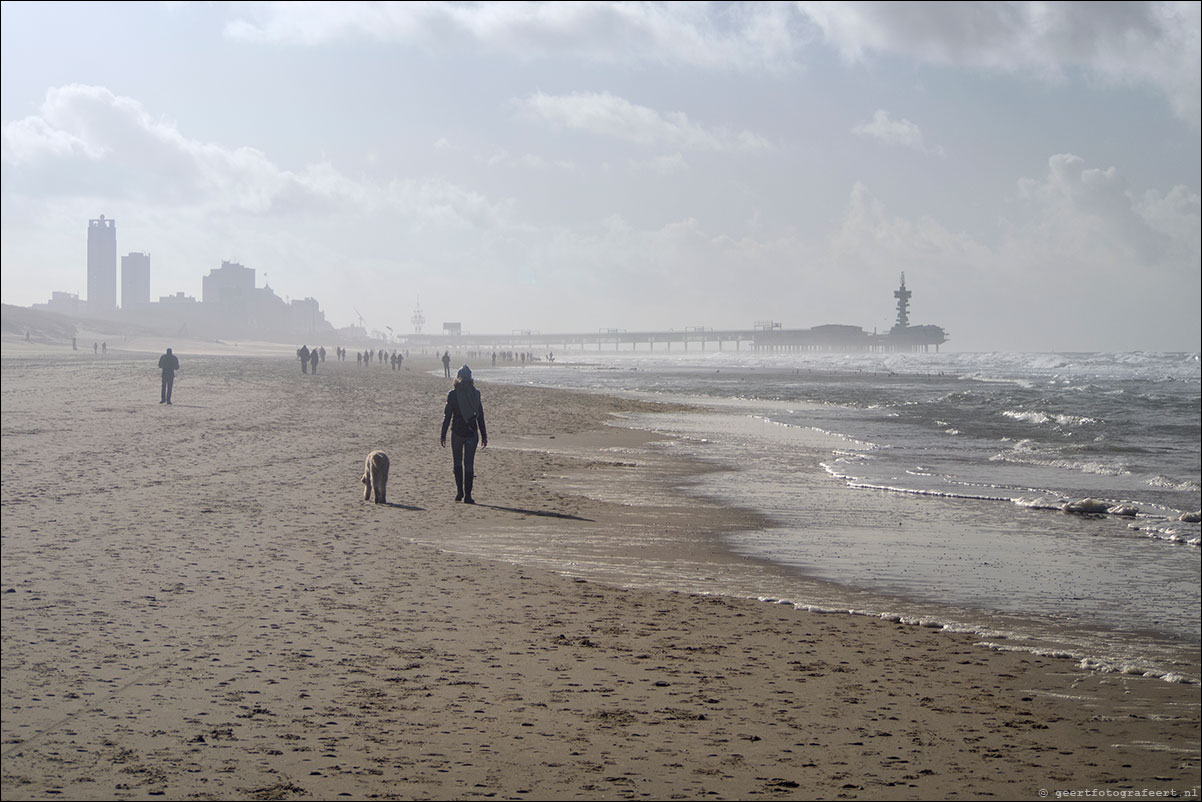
758, 599, 1199, 685
1002, 409, 1098, 427
976, 642, 1197, 684
1149, 474, 1201, 492
843, 479, 1011, 502
990, 443, 1130, 477
1014, 495, 1070, 511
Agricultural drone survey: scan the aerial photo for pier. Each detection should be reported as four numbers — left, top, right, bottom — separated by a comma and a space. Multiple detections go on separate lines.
399, 322, 946, 353
398, 275, 947, 354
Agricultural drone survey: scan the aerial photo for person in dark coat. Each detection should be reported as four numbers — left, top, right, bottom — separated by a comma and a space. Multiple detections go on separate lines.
158, 348, 180, 404
299, 345, 310, 374
440, 365, 487, 503
310, 348, 319, 374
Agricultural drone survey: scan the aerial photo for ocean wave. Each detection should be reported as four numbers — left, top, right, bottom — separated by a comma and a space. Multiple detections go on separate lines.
531, 349, 1200, 386
1002, 409, 1098, 427
1149, 474, 1201, 493
990, 444, 1130, 477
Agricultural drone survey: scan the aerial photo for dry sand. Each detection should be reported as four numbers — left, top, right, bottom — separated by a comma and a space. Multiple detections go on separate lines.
2, 336, 1199, 801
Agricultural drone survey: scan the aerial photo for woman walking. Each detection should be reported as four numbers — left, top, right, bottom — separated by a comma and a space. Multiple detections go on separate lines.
440, 365, 488, 503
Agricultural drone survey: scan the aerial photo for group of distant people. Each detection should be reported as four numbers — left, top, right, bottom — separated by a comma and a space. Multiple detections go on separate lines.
68, 338, 108, 354
443, 350, 549, 373
354, 348, 406, 368
297, 345, 327, 374
292, 344, 417, 372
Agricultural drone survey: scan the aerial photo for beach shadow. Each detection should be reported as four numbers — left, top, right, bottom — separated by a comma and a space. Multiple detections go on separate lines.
476, 504, 593, 522
379, 501, 424, 511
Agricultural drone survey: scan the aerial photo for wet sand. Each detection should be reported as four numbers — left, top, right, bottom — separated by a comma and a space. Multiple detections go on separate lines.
1, 336, 1199, 800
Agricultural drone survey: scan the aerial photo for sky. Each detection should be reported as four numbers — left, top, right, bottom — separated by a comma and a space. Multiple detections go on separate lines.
2, 1, 1199, 352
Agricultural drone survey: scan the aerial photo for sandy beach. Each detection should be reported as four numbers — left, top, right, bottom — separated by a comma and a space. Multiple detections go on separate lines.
2, 332, 1199, 800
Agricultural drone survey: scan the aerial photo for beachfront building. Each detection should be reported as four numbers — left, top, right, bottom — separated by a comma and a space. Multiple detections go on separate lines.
34, 291, 83, 316
290, 296, 327, 336
86, 216, 117, 313
203, 260, 255, 308
121, 252, 151, 310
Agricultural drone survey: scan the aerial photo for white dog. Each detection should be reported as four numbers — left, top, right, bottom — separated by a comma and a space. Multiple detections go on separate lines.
362, 450, 390, 504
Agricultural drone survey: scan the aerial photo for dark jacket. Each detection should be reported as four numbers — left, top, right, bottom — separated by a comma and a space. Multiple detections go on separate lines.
441, 385, 487, 442
158, 352, 179, 373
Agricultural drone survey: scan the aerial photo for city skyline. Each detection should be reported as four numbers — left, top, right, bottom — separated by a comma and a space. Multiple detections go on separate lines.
33, 214, 338, 343
3, 2, 1200, 351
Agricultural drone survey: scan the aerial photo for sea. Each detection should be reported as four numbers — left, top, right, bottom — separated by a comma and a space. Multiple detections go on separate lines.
468, 349, 1201, 684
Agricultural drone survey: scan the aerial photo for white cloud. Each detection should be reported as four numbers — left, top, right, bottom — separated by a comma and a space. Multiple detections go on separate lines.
1, 114, 101, 164
519, 153, 577, 170
0, 85, 499, 224
639, 152, 689, 175
1135, 185, 1202, 258
851, 109, 942, 154
799, 1, 1202, 130
831, 181, 984, 276
3, 85, 309, 211
518, 91, 771, 153
224, 1, 805, 72
1011, 152, 1200, 272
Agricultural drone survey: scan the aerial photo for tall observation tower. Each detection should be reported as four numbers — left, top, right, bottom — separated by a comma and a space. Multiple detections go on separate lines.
892, 272, 912, 332
411, 300, 425, 334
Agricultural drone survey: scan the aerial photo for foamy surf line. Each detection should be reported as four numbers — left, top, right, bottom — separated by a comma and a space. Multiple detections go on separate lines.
748, 596, 1199, 685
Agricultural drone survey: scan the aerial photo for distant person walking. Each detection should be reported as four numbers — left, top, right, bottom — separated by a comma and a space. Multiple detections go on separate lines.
158, 347, 180, 405
442, 351, 452, 378
310, 348, 319, 374
299, 345, 310, 374
440, 365, 488, 504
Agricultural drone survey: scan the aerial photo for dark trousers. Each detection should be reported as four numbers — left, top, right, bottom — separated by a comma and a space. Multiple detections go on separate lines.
161, 372, 175, 403
450, 432, 479, 477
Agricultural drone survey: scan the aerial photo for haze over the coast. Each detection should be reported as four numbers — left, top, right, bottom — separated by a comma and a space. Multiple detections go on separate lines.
2, 1, 1199, 353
